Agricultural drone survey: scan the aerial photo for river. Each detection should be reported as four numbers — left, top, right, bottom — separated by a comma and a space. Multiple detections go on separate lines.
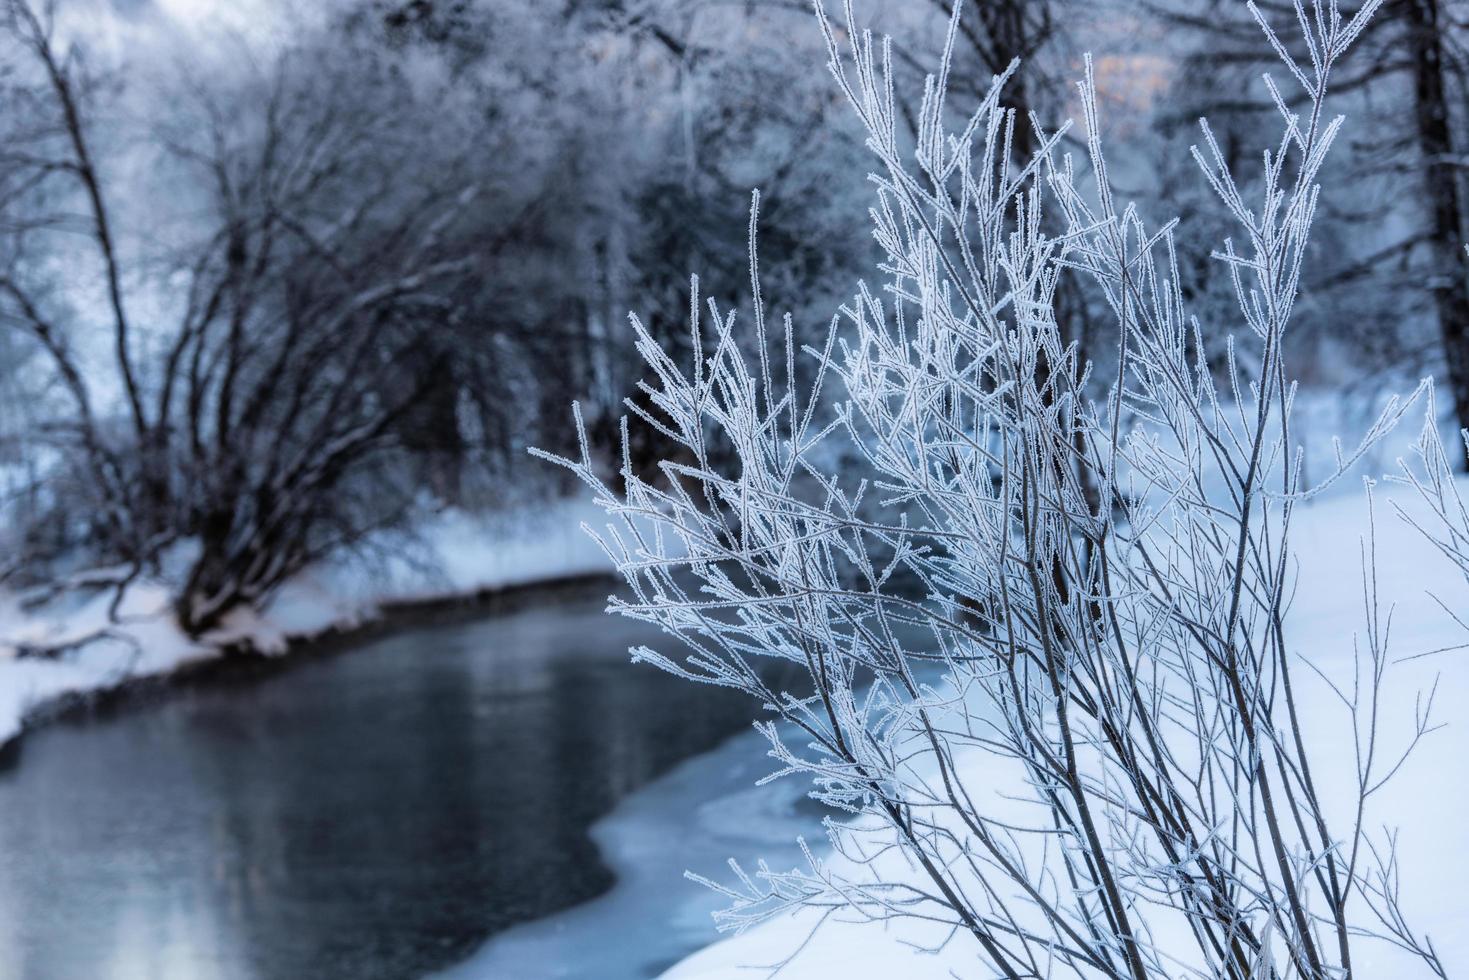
0, 588, 819, 980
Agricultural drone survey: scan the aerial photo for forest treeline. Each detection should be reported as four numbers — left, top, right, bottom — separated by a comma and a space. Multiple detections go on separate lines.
0, 0, 1466, 632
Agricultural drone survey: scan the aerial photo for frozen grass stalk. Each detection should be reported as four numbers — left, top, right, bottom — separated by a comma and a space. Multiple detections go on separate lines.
538, 0, 1450, 976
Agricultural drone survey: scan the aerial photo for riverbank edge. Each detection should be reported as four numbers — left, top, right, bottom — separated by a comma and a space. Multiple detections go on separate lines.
0, 569, 620, 764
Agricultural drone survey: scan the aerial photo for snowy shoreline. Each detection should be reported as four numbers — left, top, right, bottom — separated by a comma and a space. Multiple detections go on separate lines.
0, 498, 618, 752
438, 725, 826, 980
657, 484, 1469, 978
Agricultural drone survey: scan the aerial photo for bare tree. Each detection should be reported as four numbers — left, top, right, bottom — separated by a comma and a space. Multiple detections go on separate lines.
1401, 0, 1469, 457
0, 0, 491, 633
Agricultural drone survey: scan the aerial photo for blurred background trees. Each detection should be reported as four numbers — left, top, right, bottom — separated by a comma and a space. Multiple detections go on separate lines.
1145, 0, 1469, 422
0, 0, 1465, 628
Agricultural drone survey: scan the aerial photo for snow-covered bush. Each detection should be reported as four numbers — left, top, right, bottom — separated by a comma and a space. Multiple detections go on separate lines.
544, 1, 1448, 975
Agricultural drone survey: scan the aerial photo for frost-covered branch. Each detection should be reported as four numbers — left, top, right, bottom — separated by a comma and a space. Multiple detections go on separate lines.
542, 1, 1445, 976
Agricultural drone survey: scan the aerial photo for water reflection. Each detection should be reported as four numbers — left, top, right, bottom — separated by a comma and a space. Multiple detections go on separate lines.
0, 596, 758, 980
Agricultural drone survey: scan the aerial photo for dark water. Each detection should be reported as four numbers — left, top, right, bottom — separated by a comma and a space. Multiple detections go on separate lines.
0, 594, 760, 980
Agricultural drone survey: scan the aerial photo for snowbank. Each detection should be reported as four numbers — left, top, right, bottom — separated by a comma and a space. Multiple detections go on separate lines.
0, 498, 616, 749
439, 727, 825, 980
661, 482, 1469, 978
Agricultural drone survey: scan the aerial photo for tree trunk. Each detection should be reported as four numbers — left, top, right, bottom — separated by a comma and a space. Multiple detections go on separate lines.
1407, 0, 1469, 465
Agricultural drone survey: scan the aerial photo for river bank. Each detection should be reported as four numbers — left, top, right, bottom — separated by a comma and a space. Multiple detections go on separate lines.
438, 724, 825, 980
0, 499, 615, 752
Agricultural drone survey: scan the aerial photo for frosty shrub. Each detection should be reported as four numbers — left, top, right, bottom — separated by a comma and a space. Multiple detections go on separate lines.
541, 1, 1449, 976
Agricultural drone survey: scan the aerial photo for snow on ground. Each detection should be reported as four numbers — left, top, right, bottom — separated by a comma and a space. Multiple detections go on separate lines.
0, 498, 615, 749
660, 481, 1469, 978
